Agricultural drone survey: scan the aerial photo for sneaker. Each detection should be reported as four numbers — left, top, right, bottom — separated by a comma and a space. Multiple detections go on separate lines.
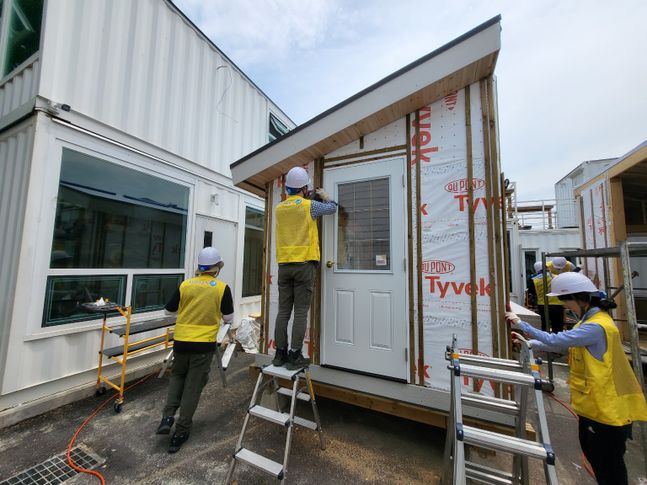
156, 416, 174, 435
168, 431, 190, 453
286, 349, 310, 370
272, 347, 288, 366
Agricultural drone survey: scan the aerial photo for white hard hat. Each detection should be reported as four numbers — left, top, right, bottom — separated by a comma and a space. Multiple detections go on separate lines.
551, 256, 567, 270
198, 247, 222, 267
533, 261, 543, 273
546, 272, 598, 296
285, 167, 310, 189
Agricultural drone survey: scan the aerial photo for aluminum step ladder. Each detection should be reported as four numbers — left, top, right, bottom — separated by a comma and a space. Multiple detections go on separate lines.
157, 322, 237, 385
442, 335, 559, 485
224, 364, 326, 484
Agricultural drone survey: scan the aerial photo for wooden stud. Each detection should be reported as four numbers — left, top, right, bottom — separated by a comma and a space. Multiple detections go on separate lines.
465, 87, 478, 358
325, 151, 407, 169
415, 109, 425, 386
480, 79, 499, 361
324, 144, 408, 163
262, 182, 274, 353
313, 158, 324, 364
580, 195, 589, 275
486, 76, 507, 360
406, 113, 416, 384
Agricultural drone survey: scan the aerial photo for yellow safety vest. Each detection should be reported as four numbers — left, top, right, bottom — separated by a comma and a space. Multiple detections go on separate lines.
547, 260, 574, 275
174, 275, 226, 342
275, 195, 320, 263
532, 273, 561, 306
569, 311, 647, 425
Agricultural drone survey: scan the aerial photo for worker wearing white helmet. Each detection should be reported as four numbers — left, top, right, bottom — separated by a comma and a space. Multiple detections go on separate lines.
547, 256, 577, 275
273, 166, 337, 369
507, 272, 647, 484
530, 261, 566, 333
156, 246, 234, 453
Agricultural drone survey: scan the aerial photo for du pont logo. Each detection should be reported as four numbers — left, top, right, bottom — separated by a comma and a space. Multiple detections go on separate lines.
422, 260, 455, 274
444, 178, 485, 194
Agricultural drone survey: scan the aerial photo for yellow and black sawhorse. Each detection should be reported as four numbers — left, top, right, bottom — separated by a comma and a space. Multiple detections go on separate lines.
92, 304, 175, 412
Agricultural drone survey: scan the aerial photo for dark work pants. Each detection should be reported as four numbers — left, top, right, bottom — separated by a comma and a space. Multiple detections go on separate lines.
163, 351, 214, 434
537, 304, 565, 333
274, 261, 315, 351
578, 416, 629, 485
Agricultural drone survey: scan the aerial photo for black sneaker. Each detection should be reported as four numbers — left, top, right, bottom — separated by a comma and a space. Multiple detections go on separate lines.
168, 431, 190, 453
156, 416, 174, 435
286, 349, 310, 370
272, 347, 288, 366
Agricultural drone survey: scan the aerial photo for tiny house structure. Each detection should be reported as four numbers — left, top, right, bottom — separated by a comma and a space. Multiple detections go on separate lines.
0, 0, 293, 421
575, 140, 647, 343
231, 17, 509, 423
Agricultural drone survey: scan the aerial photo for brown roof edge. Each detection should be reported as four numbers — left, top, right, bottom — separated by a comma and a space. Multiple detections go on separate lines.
230, 14, 502, 171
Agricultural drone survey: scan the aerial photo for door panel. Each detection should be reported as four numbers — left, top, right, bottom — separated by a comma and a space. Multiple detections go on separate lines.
194, 216, 237, 295
322, 157, 407, 380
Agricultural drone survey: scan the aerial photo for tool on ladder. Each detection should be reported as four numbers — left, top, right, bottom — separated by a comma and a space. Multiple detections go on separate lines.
442, 334, 559, 485
158, 322, 238, 386
224, 364, 326, 483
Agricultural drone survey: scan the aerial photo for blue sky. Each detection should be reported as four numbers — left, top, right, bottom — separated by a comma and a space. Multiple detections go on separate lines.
176, 0, 647, 201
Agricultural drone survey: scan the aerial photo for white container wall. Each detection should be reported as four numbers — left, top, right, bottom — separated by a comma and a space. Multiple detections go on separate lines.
0, 119, 36, 391
555, 177, 578, 228
39, 0, 292, 177
0, 59, 39, 124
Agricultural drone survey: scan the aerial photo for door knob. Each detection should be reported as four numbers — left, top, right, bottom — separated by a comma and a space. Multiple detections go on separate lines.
326, 261, 335, 268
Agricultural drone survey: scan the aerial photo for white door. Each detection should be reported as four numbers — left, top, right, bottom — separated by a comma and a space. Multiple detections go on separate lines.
321, 157, 408, 380
194, 216, 237, 295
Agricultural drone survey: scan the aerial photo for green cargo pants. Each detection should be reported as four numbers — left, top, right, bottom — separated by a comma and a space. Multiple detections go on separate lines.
274, 261, 315, 351
163, 351, 214, 434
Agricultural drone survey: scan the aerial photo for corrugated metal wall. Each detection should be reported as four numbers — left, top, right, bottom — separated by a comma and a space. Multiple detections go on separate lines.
555, 177, 578, 228
0, 119, 35, 388
39, 0, 283, 177
0, 59, 39, 122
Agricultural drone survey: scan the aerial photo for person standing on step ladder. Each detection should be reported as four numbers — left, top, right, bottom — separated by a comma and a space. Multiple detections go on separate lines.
273, 166, 337, 370
156, 246, 234, 453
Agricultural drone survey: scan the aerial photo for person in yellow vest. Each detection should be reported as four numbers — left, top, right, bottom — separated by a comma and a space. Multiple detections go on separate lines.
273, 166, 337, 370
547, 256, 578, 275
531, 262, 566, 333
507, 272, 647, 484
156, 247, 234, 453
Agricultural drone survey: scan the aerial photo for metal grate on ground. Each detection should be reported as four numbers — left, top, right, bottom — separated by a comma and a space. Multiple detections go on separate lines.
0, 447, 103, 485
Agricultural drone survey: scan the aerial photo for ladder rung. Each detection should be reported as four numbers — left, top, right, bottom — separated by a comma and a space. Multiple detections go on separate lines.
262, 364, 304, 380
221, 342, 236, 370
293, 416, 318, 430
465, 461, 514, 485
462, 426, 548, 460
459, 364, 537, 387
235, 448, 283, 478
462, 392, 520, 415
248, 405, 290, 426
277, 387, 311, 402
456, 354, 523, 370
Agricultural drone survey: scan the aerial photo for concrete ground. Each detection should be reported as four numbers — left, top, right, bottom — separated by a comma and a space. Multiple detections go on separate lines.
0, 353, 645, 484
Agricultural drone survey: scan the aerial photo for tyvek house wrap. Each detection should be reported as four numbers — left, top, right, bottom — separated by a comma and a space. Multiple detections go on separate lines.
412, 84, 495, 393
265, 83, 499, 394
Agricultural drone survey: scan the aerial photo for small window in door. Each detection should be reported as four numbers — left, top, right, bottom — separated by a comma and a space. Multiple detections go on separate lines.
203, 231, 213, 248
337, 177, 390, 271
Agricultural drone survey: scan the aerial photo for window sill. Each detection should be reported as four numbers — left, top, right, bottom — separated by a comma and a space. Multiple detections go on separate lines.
0, 52, 39, 88
240, 295, 262, 304
24, 311, 164, 341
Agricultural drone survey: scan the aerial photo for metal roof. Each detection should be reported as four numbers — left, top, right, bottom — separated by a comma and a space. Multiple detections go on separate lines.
230, 15, 502, 196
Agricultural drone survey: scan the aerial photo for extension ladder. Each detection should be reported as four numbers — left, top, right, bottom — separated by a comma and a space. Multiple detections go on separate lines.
158, 322, 237, 386
442, 335, 559, 485
224, 364, 326, 484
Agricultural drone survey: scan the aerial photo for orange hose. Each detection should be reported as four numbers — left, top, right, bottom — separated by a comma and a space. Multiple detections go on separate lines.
547, 393, 596, 478
67, 372, 156, 484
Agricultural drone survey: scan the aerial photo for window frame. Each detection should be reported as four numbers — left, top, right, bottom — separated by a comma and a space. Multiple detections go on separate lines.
268, 112, 289, 142
0, 0, 44, 83
241, 206, 265, 298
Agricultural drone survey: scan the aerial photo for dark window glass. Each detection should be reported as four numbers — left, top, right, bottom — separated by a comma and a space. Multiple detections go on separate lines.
50, 149, 189, 269
43, 275, 126, 327
242, 208, 264, 297
203, 231, 213, 248
131, 274, 183, 314
337, 178, 390, 270
269, 113, 288, 142
4, 0, 43, 75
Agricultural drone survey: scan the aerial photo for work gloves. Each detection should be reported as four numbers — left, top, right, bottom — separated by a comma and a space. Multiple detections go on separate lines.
505, 310, 522, 330
315, 188, 331, 202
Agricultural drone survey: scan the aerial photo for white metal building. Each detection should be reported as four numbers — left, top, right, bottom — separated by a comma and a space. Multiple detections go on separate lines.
0, 0, 293, 420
